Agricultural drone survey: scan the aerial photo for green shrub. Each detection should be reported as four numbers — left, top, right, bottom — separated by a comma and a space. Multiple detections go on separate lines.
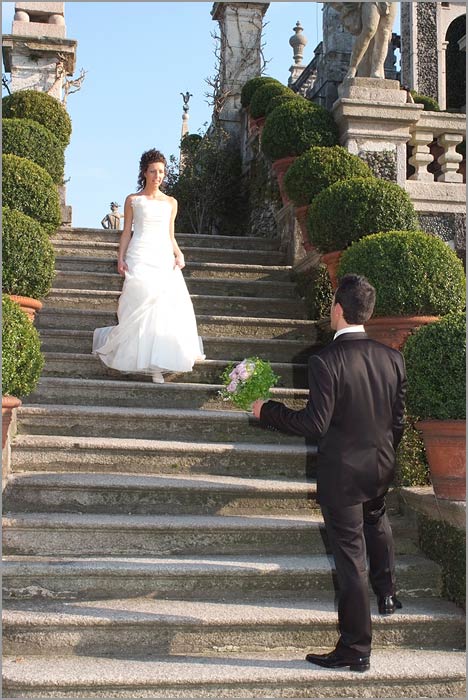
265, 93, 306, 116
284, 146, 374, 207
2, 154, 61, 234
418, 514, 465, 609
2, 294, 44, 398
301, 264, 334, 320
410, 90, 440, 111
339, 230, 466, 316
250, 82, 295, 119
395, 415, 430, 487
307, 177, 418, 253
241, 76, 281, 108
403, 312, 466, 420
2, 207, 55, 299
261, 100, 338, 161
3, 90, 72, 147
2, 118, 65, 184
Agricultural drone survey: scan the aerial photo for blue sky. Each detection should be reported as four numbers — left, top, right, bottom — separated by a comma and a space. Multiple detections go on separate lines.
2, 2, 398, 228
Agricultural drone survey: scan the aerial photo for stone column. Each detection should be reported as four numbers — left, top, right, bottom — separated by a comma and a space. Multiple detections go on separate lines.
332, 78, 423, 186
288, 21, 307, 86
211, 1, 269, 139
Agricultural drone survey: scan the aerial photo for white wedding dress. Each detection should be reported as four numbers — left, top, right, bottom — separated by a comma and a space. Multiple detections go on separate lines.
92, 196, 205, 376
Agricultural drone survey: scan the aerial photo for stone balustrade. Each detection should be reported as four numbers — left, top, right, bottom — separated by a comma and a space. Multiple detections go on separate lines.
408, 112, 465, 184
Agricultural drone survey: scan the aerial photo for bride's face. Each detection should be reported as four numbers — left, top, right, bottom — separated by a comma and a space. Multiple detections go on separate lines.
145, 162, 165, 188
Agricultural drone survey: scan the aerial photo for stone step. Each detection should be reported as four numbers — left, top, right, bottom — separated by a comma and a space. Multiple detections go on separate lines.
52, 240, 286, 265
36, 309, 317, 341
39, 329, 317, 362
4, 596, 464, 658
3, 649, 465, 699
41, 354, 309, 388
3, 472, 319, 516
53, 228, 283, 250
43, 288, 307, 320
53, 270, 299, 298
55, 257, 293, 280
2, 554, 441, 601
3, 512, 417, 558
26, 378, 309, 411
16, 405, 307, 444
10, 435, 317, 480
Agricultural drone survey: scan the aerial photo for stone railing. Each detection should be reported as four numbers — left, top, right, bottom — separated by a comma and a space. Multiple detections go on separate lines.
407, 112, 466, 184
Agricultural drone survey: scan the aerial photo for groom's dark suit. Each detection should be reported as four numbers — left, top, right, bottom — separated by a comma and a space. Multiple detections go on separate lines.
260, 331, 406, 658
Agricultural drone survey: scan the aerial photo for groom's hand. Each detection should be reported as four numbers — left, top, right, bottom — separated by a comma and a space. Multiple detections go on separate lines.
252, 399, 265, 419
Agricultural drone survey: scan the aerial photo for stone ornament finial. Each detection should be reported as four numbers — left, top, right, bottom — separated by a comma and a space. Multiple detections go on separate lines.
181, 91, 193, 114
289, 20, 308, 65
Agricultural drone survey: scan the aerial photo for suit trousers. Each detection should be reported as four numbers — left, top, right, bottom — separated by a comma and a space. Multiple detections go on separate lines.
321, 493, 396, 657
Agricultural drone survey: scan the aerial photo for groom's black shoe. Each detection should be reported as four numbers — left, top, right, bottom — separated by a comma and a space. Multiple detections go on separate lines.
305, 649, 370, 672
378, 594, 403, 615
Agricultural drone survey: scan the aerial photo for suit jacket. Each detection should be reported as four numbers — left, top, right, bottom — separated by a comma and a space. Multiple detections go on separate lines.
260, 332, 407, 507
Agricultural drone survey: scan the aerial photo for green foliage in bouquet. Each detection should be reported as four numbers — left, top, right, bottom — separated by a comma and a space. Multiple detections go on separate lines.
219, 357, 279, 410
240, 76, 281, 108
2, 294, 44, 398
3, 89, 72, 147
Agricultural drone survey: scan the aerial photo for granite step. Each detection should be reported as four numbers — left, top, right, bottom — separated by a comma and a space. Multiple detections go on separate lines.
10, 435, 317, 480
36, 309, 318, 341
53, 228, 283, 250
15, 405, 308, 444
52, 270, 299, 298
44, 288, 307, 319
52, 240, 286, 265
26, 377, 309, 411
41, 354, 309, 388
2, 554, 441, 601
39, 329, 317, 362
4, 596, 464, 658
54, 257, 293, 280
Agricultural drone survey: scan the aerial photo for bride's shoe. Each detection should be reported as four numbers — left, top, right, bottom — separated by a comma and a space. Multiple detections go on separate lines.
151, 371, 165, 384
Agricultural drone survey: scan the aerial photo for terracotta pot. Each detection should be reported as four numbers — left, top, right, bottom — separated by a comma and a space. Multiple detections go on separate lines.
365, 315, 440, 351
294, 205, 314, 252
9, 295, 42, 322
2, 395, 22, 449
271, 156, 296, 207
321, 250, 343, 290
416, 419, 466, 501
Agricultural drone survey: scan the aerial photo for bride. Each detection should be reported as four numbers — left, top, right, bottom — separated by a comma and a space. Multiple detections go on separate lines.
92, 148, 205, 383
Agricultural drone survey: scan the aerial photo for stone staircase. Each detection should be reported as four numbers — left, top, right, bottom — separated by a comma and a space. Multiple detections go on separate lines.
2, 228, 465, 698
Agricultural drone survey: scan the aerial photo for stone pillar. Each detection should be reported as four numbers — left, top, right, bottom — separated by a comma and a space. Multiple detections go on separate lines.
332, 78, 423, 186
211, 1, 269, 139
288, 21, 307, 86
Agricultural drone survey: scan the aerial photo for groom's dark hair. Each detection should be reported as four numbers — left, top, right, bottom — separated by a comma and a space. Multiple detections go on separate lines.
335, 274, 376, 324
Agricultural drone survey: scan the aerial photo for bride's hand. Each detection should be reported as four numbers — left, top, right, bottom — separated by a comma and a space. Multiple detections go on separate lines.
117, 259, 128, 276
174, 252, 185, 270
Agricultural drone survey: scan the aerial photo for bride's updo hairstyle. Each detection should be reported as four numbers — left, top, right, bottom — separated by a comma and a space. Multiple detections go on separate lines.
137, 148, 167, 191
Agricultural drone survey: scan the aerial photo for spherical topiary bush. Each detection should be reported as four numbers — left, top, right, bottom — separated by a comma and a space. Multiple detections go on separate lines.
338, 230, 466, 317
2, 154, 61, 234
3, 118, 65, 184
250, 82, 295, 119
307, 177, 419, 252
2, 294, 44, 398
240, 76, 281, 108
2, 207, 56, 299
403, 311, 466, 420
284, 146, 374, 207
265, 92, 306, 116
3, 90, 72, 147
410, 90, 440, 111
261, 100, 339, 161
303, 264, 334, 320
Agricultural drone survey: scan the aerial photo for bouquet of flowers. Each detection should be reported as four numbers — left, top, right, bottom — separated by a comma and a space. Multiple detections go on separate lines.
219, 357, 279, 410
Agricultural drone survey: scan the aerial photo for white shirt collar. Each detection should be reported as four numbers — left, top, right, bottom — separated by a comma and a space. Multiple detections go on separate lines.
333, 325, 366, 340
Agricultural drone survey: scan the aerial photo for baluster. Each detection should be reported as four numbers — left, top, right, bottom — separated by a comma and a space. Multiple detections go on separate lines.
437, 133, 464, 183
408, 130, 434, 181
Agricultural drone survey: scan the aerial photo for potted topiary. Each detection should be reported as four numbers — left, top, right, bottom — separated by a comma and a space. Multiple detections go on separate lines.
2, 89, 72, 148
2, 294, 44, 448
240, 76, 282, 136
250, 82, 294, 119
338, 230, 466, 348
284, 146, 374, 251
307, 177, 419, 287
2, 207, 56, 320
261, 100, 338, 206
403, 311, 466, 500
3, 118, 65, 185
2, 154, 61, 235
265, 93, 307, 116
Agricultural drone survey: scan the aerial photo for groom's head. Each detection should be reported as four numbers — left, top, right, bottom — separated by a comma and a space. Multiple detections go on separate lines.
331, 274, 376, 329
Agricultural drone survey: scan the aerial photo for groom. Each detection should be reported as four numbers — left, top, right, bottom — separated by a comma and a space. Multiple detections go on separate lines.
253, 274, 406, 672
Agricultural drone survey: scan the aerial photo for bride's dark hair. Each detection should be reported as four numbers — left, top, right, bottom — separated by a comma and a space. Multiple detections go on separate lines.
137, 149, 167, 191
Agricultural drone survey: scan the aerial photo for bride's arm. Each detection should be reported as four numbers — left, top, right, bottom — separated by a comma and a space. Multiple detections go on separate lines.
170, 198, 185, 269
117, 195, 134, 276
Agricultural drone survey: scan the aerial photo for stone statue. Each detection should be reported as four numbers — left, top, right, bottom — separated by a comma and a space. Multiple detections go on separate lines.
101, 202, 123, 230
330, 2, 397, 79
